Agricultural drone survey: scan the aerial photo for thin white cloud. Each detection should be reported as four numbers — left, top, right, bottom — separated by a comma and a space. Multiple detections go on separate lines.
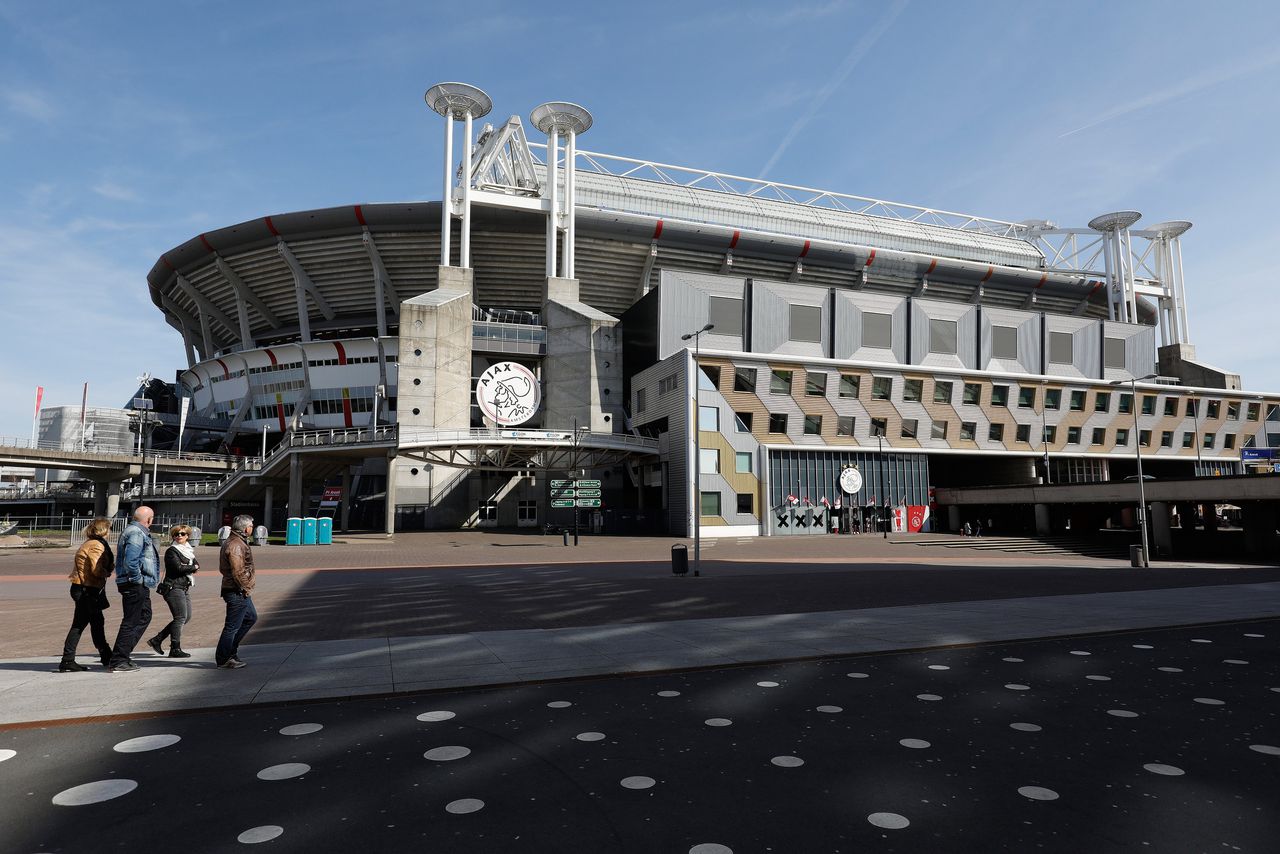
1, 87, 57, 121
91, 181, 141, 203
1059, 50, 1280, 138
758, 0, 910, 178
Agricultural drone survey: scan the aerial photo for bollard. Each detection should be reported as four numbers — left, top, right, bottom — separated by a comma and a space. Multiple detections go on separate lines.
562, 529, 569, 547
671, 543, 689, 576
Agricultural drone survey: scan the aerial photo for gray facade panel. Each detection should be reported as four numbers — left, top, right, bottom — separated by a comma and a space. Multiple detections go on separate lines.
834, 291, 908, 363
656, 269, 747, 359
750, 279, 828, 358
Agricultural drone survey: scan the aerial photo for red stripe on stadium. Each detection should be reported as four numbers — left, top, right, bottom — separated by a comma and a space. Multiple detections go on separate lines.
799, 240, 811, 258
265, 349, 278, 366
333, 341, 347, 365
729, 230, 740, 249
199, 234, 215, 253
980, 266, 994, 283
652, 220, 664, 240
865, 250, 876, 267
276, 397, 286, 432
353, 205, 366, 226
215, 359, 229, 380
1037, 273, 1048, 288
341, 388, 352, 428
925, 258, 937, 275
264, 216, 280, 236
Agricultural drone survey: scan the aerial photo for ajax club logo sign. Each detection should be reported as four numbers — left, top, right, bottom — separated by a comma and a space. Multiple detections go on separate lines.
475, 361, 540, 426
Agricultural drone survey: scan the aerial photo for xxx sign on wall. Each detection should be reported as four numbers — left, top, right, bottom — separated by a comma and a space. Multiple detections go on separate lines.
475, 361, 541, 426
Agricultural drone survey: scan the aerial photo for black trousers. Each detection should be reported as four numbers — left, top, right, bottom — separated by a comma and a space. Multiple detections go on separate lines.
61, 584, 111, 664
152, 586, 192, 649
109, 582, 153, 666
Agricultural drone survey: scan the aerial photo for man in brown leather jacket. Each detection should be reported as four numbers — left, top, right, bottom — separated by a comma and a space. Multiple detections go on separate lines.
215, 514, 257, 669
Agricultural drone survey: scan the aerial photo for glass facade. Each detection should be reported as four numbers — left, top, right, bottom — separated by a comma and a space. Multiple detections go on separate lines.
768, 448, 930, 514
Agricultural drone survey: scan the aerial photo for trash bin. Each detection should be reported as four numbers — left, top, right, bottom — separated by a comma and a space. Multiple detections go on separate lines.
189, 526, 203, 544
1129, 544, 1146, 567
671, 543, 688, 576
217, 525, 231, 546
302, 517, 318, 545
285, 517, 302, 546
316, 516, 333, 545
253, 525, 268, 547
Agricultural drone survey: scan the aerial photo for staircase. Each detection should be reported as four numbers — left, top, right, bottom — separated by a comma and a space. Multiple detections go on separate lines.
906, 535, 1131, 560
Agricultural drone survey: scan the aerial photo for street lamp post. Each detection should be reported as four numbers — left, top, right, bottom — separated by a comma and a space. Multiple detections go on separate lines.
876, 431, 887, 539
681, 322, 714, 577
1041, 382, 1051, 485
1189, 393, 1202, 476
1112, 373, 1157, 566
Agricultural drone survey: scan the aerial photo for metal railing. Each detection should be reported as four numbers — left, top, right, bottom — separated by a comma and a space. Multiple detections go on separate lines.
0, 514, 205, 548
0, 435, 238, 464
207, 426, 399, 497
398, 427, 659, 451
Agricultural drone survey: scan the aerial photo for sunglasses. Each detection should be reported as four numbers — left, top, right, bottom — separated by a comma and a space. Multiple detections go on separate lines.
175, 533, 189, 538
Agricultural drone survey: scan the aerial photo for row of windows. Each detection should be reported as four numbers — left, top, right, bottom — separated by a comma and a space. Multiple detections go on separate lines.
307, 355, 391, 366
311, 397, 375, 415
209, 369, 246, 384
251, 403, 296, 420
248, 361, 303, 375
700, 490, 754, 517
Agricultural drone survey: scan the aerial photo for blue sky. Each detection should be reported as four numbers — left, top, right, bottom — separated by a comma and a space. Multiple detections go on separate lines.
2, 0, 1279, 439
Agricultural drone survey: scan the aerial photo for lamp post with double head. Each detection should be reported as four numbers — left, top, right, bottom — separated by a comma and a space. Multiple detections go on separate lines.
681, 323, 714, 577
1111, 373, 1157, 566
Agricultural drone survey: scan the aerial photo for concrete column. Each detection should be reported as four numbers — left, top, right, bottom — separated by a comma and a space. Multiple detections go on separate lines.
1150, 501, 1173, 557
1201, 502, 1219, 534
340, 468, 352, 533
93, 480, 123, 518
288, 455, 303, 519
384, 454, 397, 536
1176, 502, 1196, 531
263, 486, 274, 534
1034, 503, 1051, 537
947, 505, 961, 533
1242, 502, 1279, 559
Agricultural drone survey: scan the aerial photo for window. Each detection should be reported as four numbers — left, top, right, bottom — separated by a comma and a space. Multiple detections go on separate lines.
767, 370, 792, 395
1227, 402, 1240, 420
989, 423, 1005, 441
1018, 387, 1036, 408
768, 413, 788, 433
1225, 433, 1236, 449
1139, 430, 1150, 447
1091, 427, 1106, 445
790, 304, 823, 343
700, 492, 721, 517
872, 377, 893, 400
708, 296, 743, 336
698, 406, 718, 431
1182, 431, 1194, 448
1095, 392, 1111, 413
1067, 426, 1081, 444
1070, 390, 1086, 411
1202, 433, 1215, 449
1248, 402, 1261, 421
518, 500, 537, 526
636, 388, 647, 413
735, 452, 752, 473
1119, 393, 1133, 414
1016, 424, 1031, 443
870, 418, 888, 437
1116, 428, 1129, 446
477, 501, 498, 523
991, 385, 1009, 407
836, 416, 855, 437
991, 325, 1018, 360
959, 422, 976, 440
1243, 434, 1257, 448
1142, 395, 1156, 415
699, 365, 720, 390
1049, 331, 1073, 364
1103, 337, 1126, 369
734, 411, 752, 432
862, 312, 893, 349
931, 420, 948, 440
963, 382, 982, 405
901, 419, 918, 439
929, 319, 958, 355
1207, 400, 1220, 419
803, 415, 823, 435
734, 367, 757, 393
1160, 430, 1173, 448
1043, 425, 1057, 443
1164, 398, 1178, 416
805, 372, 827, 396
658, 374, 678, 395
1186, 398, 1198, 418
933, 380, 953, 404
839, 374, 860, 398
737, 493, 754, 514
699, 448, 720, 473
1045, 389, 1062, 410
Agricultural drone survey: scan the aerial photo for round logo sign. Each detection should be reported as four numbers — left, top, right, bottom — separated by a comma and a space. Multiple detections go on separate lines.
475, 361, 540, 426
839, 466, 863, 495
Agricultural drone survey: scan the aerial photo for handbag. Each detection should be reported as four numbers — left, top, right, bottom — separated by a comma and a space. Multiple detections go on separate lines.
97, 589, 110, 611
156, 581, 172, 597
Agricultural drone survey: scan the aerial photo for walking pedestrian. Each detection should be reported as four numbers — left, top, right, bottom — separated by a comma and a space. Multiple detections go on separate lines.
107, 506, 160, 673
59, 517, 116, 672
961, 521, 971, 538
216, 514, 257, 669
973, 519, 983, 538
146, 525, 199, 658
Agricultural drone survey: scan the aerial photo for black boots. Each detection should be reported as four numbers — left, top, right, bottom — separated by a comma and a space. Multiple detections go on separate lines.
169, 648, 192, 658
58, 661, 88, 672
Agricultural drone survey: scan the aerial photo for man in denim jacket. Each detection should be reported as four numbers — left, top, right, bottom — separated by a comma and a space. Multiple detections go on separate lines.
107, 506, 160, 673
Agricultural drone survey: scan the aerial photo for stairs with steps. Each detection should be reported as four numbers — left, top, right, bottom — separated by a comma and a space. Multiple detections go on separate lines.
906, 535, 1131, 560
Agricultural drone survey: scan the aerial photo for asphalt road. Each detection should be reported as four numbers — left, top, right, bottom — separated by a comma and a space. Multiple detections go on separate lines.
2, 618, 1277, 853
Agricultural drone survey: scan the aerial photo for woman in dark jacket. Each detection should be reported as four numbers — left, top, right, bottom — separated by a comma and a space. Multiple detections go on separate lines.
60, 517, 115, 672
146, 525, 199, 658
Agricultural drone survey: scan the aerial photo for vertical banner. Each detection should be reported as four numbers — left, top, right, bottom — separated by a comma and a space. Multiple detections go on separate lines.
177, 397, 190, 456
31, 386, 44, 446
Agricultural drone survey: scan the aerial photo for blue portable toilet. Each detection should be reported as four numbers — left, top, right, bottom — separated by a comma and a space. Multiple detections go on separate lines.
302, 517, 318, 545
316, 516, 333, 545
286, 517, 302, 546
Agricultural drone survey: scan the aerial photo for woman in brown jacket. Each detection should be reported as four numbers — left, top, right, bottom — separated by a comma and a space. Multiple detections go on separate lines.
60, 517, 116, 672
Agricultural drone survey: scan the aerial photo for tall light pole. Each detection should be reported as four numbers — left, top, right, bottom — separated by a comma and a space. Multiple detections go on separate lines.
876, 431, 887, 539
1188, 393, 1202, 476
1041, 381, 1051, 484
1111, 373, 1157, 566
681, 322, 714, 577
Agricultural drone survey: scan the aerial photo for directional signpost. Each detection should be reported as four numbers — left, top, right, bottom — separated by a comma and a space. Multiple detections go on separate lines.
551, 479, 605, 542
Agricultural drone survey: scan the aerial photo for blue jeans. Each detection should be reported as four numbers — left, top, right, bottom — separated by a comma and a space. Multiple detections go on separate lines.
216, 591, 257, 665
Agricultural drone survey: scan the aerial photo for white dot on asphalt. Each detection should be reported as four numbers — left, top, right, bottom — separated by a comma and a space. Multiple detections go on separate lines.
445, 798, 485, 814
689, 845, 733, 854
1069, 651, 1091, 656
916, 694, 942, 702
1002, 657, 1024, 663
547, 701, 572, 708
771, 756, 804, 767
1223, 660, 1249, 665
279, 723, 323, 736
237, 826, 284, 844
927, 665, 950, 670
1193, 698, 1225, 706
1018, 786, 1059, 801
899, 739, 931, 749
575, 732, 605, 742
1272, 687, 1280, 694
1158, 667, 1183, 673
1244, 633, 1265, 638
416, 711, 456, 722
113, 734, 180, 753
1005, 684, 1030, 691
705, 718, 733, 727
1086, 675, 1111, 681
257, 763, 310, 780
816, 706, 843, 714
756, 681, 779, 688
1132, 644, 1154, 650
424, 746, 471, 761
1010, 723, 1042, 732
847, 672, 870, 678
867, 812, 910, 829
1107, 710, 1139, 718
0, 749, 14, 762
620, 776, 656, 789
1190, 639, 1212, 644
1249, 744, 1280, 756
1144, 763, 1185, 776
657, 690, 681, 697
52, 779, 138, 806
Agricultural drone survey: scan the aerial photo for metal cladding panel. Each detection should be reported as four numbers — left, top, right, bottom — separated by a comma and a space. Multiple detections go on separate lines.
980, 306, 1042, 374
833, 291, 908, 364
1099, 321, 1158, 382
656, 269, 747, 359
910, 298, 977, 370
1043, 315, 1099, 380
631, 350, 692, 534
749, 279, 828, 359
571, 171, 1041, 268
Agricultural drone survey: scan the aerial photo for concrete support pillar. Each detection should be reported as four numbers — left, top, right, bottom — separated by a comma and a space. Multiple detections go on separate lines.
93, 480, 123, 518
1201, 502, 1219, 534
947, 505, 961, 533
1150, 501, 1173, 558
1176, 502, 1196, 531
288, 455, 303, 520
340, 468, 352, 533
1241, 502, 1279, 559
1033, 503, 1051, 537
263, 486, 274, 534
384, 454, 397, 536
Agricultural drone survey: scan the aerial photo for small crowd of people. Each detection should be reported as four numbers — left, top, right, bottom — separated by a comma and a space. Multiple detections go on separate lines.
960, 518, 995, 538
60, 506, 259, 673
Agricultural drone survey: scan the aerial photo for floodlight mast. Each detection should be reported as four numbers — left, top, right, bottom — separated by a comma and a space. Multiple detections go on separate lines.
1088, 211, 1142, 325
425, 83, 493, 269
531, 102, 593, 279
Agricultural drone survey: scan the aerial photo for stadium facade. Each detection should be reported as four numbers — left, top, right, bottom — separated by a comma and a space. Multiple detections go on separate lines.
144, 84, 1280, 537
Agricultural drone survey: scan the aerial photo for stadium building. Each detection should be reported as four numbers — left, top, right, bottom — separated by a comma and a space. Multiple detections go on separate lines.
144, 83, 1280, 541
